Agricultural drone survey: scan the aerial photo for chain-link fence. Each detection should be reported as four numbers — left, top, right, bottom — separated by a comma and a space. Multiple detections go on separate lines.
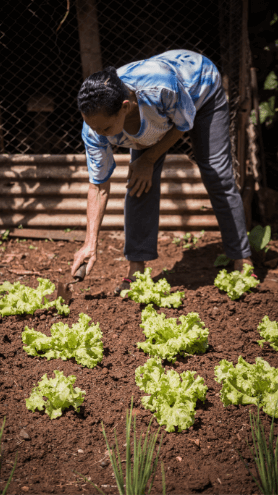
1, 0, 245, 163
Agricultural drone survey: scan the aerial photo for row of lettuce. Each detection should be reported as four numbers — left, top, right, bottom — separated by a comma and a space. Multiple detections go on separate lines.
1, 266, 278, 432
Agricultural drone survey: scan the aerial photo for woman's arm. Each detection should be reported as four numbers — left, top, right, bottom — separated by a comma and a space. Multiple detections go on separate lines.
71, 180, 110, 276
127, 125, 184, 197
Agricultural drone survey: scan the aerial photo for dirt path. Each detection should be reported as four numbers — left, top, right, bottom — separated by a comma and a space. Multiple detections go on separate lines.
1, 231, 278, 494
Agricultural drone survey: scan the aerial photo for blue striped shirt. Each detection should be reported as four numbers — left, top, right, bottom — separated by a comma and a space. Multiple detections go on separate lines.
82, 49, 221, 184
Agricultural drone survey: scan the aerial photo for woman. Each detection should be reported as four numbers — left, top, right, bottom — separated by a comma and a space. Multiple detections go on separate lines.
72, 49, 252, 289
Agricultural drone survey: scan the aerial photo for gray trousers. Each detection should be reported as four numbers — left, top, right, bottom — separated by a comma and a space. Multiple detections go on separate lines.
124, 84, 251, 261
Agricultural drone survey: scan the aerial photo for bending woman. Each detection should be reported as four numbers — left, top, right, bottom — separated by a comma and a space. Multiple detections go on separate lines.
72, 49, 251, 288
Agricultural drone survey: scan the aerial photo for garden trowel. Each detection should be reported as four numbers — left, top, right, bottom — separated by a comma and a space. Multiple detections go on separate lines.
57, 262, 87, 304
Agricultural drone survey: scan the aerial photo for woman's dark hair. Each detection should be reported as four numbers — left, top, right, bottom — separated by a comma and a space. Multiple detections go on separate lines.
77, 66, 129, 117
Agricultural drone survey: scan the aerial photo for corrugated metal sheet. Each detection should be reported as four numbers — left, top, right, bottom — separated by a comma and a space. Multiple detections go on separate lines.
0, 154, 218, 230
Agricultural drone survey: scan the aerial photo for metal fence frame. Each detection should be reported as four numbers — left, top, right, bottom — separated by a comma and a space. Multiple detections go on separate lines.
0, 0, 250, 230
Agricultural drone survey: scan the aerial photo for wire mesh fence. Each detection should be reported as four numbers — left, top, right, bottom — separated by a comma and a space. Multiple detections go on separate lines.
1, 0, 245, 163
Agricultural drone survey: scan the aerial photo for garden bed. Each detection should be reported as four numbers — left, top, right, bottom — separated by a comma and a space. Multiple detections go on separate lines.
1, 231, 278, 494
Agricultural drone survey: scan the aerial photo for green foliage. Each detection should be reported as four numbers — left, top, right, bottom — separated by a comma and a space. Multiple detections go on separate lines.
0, 417, 17, 495
1, 230, 10, 242
214, 225, 271, 266
172, 237, 181, 245
248, 225, 271, 252
26, 370, 85, 419
250, 71, 278, 126
135, 358, 207, 432
214, 263, 260, 300
120, 267, 184, 308
137, 304, 209, 362
257, 316, 278, 351
76, 399, 166, 495
214, 356, 278, 417
214, 254, 231, 267
22, 313, 103, 368
239, 404, 278, 495
181, 231, 205, 249
0, 278, 70, 316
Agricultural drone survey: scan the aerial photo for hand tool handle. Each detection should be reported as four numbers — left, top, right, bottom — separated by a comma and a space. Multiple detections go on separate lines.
74, 262, 87, 281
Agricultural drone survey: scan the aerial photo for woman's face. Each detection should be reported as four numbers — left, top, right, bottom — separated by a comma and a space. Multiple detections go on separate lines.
82, 100, 130, 137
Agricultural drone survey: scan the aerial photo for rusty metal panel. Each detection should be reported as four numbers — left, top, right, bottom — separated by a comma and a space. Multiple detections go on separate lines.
0, 154, 218, 231
0, 197, 213, 212
0, 213, 218, 229
0, 181, 209, 197
0, 164, 201, 180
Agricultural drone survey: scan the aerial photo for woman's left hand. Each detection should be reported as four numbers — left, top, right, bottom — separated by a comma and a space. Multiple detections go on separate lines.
126, 155, 154, 197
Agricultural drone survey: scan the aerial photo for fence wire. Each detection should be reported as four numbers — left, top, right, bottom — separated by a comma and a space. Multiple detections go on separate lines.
1, 0, 244, 164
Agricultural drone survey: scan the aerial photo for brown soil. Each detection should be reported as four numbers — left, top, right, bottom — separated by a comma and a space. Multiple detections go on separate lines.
1, 231, 278, 495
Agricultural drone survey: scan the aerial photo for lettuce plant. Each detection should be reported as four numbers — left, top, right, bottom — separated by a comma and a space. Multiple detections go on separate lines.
257, 316, 278, 351
214, 263, 259, 300
22, 313, 103, 368
135, 358, 207, 432
214, 356, 278, 417
137, 304, 209, 362
120, 267, 184, 308
0, 278, 70, 316
26, 370, 85, 419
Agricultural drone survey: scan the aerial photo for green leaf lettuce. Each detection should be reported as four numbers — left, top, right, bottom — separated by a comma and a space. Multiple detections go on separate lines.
257, 316, 278, 351
135, 358, 207, 432
120, 267, 184, 308
22, 313, 103, 368
214, 263, 259, 300
0, 278, 70, 316
137, 304, 209, 361
26, 370, 85, 419
214, 356, 278, 417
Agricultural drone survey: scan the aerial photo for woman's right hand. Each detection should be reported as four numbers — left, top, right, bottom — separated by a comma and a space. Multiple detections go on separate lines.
71, 242, 97, 277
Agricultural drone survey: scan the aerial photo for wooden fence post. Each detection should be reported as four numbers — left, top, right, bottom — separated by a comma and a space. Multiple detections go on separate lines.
76, 0, 102, 80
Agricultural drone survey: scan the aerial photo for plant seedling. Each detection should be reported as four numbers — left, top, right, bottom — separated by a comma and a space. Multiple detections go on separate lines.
1, 230, 10, 241
76, 399, 166, 495
214, 225, 271, 266
182, 231, 204, 249
0, 417, 17, 494
172, 237, 181, 245
238, 403, 278, 495
248, 225, 271, 253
